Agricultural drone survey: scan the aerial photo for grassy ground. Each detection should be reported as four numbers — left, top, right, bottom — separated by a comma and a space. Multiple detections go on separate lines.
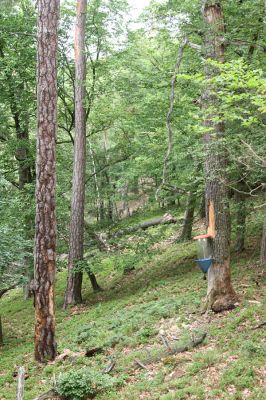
0, 218, 265, 400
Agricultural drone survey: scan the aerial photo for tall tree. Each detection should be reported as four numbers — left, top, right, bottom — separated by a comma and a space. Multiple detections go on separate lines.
202, 0, 237, 312
64, 0, 87, 307
34, 0, 59, 362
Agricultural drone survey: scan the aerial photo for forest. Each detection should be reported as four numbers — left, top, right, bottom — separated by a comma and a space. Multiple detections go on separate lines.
0, 0, 266, 399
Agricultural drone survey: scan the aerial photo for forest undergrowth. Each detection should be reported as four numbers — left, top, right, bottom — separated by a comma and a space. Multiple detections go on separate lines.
0, 213, 265, 400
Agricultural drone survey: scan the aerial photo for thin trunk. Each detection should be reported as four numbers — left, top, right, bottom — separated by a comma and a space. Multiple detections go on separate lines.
0, 316, 3, 345
179, 190, 197, 241
260, 214, 266, 265
13, 114, 32, 189
88, 138, 102, 222
199, 192, 206, 219
34, 0, 59, 362
88, 271, 102, 292
235, 190, 246, 253
202, 1, 237, 312
64, 0, 87, 308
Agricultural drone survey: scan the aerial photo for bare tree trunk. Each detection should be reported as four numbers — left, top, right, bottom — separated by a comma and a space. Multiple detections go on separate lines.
13, 117, 32, 189
16, 367, 25, 400
34, 0, 59, 362
64, 0, 87, 308
179, 190, 197, 241
235, 190, 246, 253
0, 316, 3, 345
260, 214, 266, 264
202, 1, 237, 312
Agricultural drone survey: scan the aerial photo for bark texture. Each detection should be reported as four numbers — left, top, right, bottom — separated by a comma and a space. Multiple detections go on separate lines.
202, 1, 237, 312
64, 0, 87, 307
34, 0, 59, 362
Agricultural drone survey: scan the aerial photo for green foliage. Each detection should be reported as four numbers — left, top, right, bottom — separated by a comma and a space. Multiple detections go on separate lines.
56, 368, 117, 400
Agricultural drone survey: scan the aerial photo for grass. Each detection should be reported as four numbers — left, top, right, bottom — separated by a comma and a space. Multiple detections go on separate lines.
0, 219, 265, 400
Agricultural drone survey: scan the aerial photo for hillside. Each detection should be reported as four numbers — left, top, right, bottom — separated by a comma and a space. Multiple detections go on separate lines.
0, 217, 265, 400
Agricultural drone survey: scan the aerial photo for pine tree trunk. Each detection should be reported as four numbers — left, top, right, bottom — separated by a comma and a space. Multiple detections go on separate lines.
235, 191, 246, 253
34, 0, 59, 362
64, 0, 87, 307
179, 190, 197, 241
202, 1, 237, 312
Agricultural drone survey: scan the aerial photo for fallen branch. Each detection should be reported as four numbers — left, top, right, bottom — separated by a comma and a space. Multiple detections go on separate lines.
251, 321, 266, 330
102, 357, 116, 373
135, 358, 148, 370
34, 390, 61, 400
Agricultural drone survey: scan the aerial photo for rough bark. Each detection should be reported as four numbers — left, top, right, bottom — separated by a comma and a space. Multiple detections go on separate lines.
202, 1, 237, 312
64, 0, 87, 307
34, 0, 59, 362
179, 190, 197, 241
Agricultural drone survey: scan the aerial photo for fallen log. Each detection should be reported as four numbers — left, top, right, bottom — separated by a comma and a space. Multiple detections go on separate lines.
135, 333, 207, 368
113, 213, 181, 238
34, 390, 61, 400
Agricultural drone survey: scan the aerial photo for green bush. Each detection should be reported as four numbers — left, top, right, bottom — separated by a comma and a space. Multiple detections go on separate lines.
56, 368, 116, 400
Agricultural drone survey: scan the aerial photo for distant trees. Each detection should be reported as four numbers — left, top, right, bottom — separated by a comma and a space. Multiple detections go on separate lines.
34, 0, 59, 362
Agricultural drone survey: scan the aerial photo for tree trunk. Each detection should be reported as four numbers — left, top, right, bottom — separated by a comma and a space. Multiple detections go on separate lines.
34, 0, 59, 362
88, 271, 102, 292
0, 316, 3, 345
199, 192, 206, 219
13, 115, 32, 189
202, 1, 237, 312
235, 190, 246, 253
179, 190, 197, 241
64, 0, 87, 308
260, 214, 266, 265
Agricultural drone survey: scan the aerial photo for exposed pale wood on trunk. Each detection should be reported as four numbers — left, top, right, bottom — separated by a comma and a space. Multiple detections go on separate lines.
202, 1, 237, 312
34, 0, 59, 362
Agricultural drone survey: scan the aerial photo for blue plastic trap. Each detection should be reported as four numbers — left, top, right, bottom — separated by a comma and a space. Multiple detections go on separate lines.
196, 257, 213, 273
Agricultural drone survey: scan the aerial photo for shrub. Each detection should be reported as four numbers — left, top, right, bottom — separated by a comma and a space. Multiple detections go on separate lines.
56, 368, 116, 400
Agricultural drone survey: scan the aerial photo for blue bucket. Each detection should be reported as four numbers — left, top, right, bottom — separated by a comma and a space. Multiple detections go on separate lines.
196, 258, 213, 273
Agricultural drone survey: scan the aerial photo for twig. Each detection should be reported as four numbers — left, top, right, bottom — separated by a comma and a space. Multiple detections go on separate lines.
102, 357, 116, 373
159, 334, 172, 352
135, 359, 148, 370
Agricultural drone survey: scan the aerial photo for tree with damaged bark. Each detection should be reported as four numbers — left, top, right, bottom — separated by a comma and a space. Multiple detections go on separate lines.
64, 0, 88, 307
34, 0, 59, 362
201, 0, 237, 312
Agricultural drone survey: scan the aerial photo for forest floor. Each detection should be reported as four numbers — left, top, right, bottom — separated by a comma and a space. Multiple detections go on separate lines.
0, 212, 266, 400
